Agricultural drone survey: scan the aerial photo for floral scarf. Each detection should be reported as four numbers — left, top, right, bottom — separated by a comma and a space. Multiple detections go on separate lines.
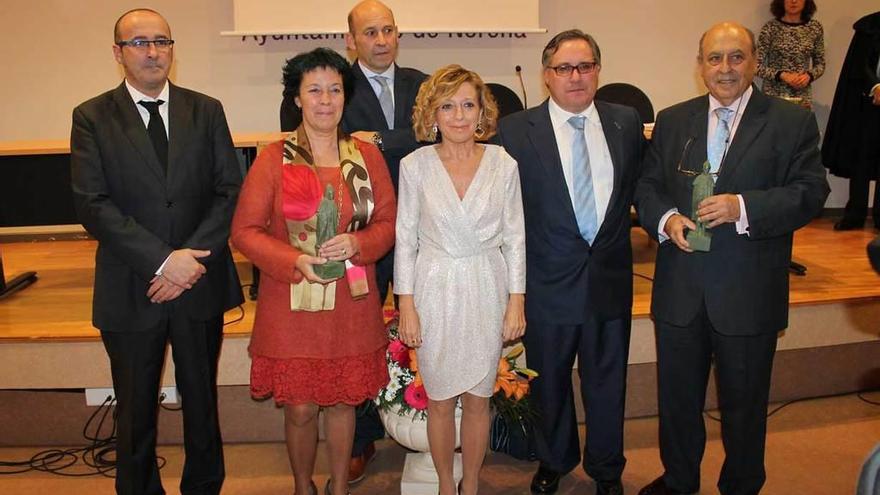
282, 127, 374, 311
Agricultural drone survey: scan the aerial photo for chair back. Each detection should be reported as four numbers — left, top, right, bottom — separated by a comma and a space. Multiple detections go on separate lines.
595, 82, 654, 124
486, 83, 525, 119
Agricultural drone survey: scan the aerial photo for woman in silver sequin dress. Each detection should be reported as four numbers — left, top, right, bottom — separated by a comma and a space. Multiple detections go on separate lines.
395, 65, 526, 495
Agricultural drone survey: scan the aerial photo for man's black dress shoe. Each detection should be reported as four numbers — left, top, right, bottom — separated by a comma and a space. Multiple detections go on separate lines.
638, 476, 679, 495
596, 478, 623, 495
530, 466, 562, 494
834, 216, 866, 231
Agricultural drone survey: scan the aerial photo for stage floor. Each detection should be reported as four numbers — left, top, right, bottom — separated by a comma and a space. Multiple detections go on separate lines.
1, 217, 879, 342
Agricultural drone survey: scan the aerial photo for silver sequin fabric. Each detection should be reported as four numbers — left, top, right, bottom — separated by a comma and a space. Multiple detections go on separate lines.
395, 144, 526, 401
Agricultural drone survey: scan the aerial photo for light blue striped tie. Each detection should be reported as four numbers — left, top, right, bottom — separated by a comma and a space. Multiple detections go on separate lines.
568, 115, 598, 244
708, 107, 734, 175
373, 76, 395, 130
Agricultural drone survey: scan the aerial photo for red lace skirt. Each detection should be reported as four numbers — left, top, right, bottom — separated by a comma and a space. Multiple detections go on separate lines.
250, 347, 388, 406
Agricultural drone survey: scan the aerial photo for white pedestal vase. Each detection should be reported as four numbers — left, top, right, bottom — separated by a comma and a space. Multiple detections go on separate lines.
379, 405, 463, 495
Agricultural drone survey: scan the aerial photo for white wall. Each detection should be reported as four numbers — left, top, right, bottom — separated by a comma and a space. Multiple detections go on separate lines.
1, 0, 875, 205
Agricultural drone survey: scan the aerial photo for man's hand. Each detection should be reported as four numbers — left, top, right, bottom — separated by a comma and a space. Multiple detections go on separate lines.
696, 194, 741, 228
147, 275, 185, 303
351, 131, 378, 143
664, 213, 696, 252
872, 86, 880, 106
160, 249, 210, 288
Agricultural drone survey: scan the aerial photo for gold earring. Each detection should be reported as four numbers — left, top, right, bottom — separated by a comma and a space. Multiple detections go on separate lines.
431, 123, 439, 141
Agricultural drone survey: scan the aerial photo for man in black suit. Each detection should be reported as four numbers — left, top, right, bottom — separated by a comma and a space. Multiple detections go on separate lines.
278, 0, 427, 483
496, 29, 645, 495
70, 9, 243, 495
634, 22, 829, 495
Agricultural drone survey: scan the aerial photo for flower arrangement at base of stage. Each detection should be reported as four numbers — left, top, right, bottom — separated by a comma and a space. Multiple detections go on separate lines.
375, 316, 538, 426
375, 316, 429, 420
491, 342, 539, 430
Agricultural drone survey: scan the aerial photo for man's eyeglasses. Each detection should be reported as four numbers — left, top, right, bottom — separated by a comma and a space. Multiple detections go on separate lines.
117, 39, 175, 50
546, 61, 599, 77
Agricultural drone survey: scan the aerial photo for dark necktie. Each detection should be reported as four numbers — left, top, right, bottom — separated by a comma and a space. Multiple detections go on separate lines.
138, 100, 168, 173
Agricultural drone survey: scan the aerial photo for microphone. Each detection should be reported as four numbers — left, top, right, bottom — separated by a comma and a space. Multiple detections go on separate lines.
515, 65, 528, 109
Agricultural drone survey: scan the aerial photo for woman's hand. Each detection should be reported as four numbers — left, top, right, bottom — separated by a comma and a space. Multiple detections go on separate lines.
295, 254, 335, 283
397, 295, 422, 348
318, 233, 360, 262
781, 71, 810, 90
502, 294, 526, 343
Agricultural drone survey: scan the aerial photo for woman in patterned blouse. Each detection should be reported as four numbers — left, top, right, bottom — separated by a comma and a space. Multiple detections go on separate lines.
757, 0, 825, 107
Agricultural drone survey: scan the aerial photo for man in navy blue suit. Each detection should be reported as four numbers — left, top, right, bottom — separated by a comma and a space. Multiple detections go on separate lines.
496, 29, 645, 495
279, 0, 427, 484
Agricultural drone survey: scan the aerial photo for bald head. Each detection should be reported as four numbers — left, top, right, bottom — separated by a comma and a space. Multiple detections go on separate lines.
697, 21, 757, 106
347, 1, 394, 33
114, 8, 170, 43
698, 22, 755, 59
345, 0, 399, 73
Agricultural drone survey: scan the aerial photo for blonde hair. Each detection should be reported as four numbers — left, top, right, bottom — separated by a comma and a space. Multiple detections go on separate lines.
412, 65, 499, 142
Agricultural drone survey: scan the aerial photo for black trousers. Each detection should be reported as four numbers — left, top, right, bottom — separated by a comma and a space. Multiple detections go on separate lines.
350, 250, 393, 457
524, 315, 631, 481
655, 305, 777, 495
101, 312, 225, 495
843, 174, 880, 226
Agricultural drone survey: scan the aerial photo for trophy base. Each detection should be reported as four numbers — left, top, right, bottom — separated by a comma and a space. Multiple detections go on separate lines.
686, 231, 711, 252
314, 261, 345, 280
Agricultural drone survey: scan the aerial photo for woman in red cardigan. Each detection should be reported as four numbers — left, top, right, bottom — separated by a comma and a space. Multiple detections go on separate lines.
231, 48, 396, 495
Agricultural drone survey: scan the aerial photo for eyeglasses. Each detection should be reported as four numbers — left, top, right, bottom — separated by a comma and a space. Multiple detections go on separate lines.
116, 39, 175, 50
546, 61, 599, 77
677, 136, 722, 177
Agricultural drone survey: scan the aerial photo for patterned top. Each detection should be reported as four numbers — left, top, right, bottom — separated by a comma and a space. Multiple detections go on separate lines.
757, 18, 825, 105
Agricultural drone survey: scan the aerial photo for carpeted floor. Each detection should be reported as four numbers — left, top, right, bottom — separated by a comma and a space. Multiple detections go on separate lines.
1, 392, 878, 494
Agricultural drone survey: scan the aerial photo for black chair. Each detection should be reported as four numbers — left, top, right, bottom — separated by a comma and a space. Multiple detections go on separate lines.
486, 83, 524, 118
595, 82, 654, 124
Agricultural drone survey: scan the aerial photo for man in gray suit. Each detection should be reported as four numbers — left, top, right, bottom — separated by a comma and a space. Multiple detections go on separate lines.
635, 21, 829, 495
71, 9, 243, 494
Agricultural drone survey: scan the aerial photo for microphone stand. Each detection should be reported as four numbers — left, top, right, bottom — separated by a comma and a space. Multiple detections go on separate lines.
0, 252, 37, 300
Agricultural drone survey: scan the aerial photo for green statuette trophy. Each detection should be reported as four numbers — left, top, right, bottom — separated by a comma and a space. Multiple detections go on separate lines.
314, 184, 346, 280
686, 161, 714, 252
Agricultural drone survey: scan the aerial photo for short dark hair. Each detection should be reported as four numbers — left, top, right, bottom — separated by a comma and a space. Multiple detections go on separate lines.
541, 29, 602, 67
281, 48, 355, 104
770, 0, 817, 22
114, 8, 166, 42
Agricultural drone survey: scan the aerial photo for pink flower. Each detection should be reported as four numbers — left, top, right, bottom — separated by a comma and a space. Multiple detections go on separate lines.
404, 383, 428, 410
388, 339, 411, 367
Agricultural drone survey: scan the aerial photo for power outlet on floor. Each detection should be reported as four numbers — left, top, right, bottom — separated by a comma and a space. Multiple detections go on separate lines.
84, 386, 179, 406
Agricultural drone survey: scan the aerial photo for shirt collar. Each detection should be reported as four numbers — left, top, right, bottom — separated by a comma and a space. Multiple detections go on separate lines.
358, 61, 395, 83
125, 80, 170, 105
548, 97, 599, 133
708, 85, 752, 118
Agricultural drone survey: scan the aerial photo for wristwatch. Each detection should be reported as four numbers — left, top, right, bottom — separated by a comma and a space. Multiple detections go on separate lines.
371, 132, 384, 151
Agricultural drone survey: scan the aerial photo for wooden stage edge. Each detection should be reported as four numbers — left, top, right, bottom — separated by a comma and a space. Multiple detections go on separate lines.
1, 216, 879, 344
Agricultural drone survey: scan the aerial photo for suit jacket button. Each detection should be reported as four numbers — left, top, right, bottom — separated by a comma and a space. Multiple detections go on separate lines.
165, 201, 173, 208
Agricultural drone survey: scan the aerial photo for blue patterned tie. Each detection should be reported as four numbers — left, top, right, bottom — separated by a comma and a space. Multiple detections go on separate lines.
568, 116, 598, 244
708, 107, 734, 175
373, 76, 395, 130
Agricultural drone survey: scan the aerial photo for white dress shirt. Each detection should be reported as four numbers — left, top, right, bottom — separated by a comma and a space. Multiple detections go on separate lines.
125, 80, 170, 139
125, 80, 172, 273
658, 87, 753, 241
358, 60, 396, 109
548, 98, 614, 229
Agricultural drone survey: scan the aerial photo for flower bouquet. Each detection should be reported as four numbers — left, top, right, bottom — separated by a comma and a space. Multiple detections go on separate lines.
375, 316, 429, 420
489, 342, 539, 460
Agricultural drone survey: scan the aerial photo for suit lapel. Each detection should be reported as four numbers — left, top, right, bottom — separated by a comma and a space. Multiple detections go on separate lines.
111, 83, 165, 183
685, 97, 710, 175
350, 62, 388, 131
594, 102, 623, 241
392, 64, 410, 130
716, 89, 769, 190
167, 83, 193, 185
527, 100, 578, 231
